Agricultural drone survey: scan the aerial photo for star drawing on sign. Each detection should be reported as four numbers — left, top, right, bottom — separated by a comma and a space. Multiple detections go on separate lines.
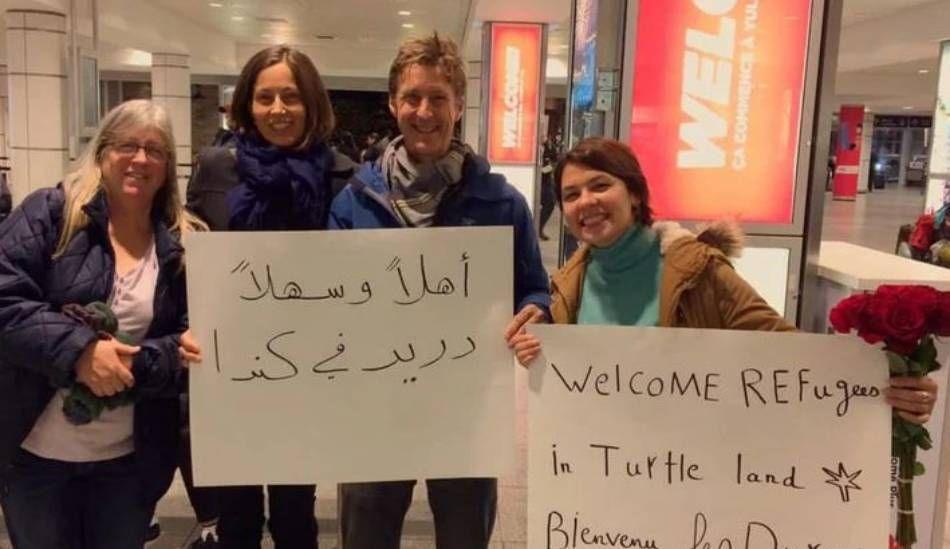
822, 462, 862, 503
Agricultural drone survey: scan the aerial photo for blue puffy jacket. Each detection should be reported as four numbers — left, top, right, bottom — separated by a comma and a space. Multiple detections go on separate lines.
329, 154, 551, 315
0, 187, 188, 503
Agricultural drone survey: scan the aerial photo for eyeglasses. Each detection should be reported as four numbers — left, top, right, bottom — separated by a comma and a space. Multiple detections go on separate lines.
111, 141, 168, 163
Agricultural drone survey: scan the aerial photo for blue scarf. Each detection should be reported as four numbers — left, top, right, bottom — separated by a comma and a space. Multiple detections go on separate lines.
227, 133, 333, 230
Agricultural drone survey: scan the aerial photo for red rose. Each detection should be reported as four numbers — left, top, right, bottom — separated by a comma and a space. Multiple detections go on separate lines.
873, 286, 934, 353
891, 285, 939, 317
856, 294, 891, 346
875, 285, 903, 298
829, 294, 867, 334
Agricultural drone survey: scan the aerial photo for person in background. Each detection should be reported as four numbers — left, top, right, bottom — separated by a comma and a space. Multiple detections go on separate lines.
509, 137, 938, 426
328, 32, 550, 549
182, 44, 355, 549
0, 171, 11, 223
538, 136, 558, 241
0, 99, 206, 548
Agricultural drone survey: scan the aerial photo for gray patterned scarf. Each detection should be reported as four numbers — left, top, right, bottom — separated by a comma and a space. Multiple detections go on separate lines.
381, 136, 468, 227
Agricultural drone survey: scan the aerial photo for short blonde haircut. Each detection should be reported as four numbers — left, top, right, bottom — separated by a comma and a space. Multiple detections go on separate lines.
56, 99, 206, 257
388, 32, 466, 101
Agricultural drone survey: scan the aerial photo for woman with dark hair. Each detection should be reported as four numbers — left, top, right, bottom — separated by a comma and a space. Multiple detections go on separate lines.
183, 44, 356, 549
509, 137, 937, 425
0, 99, 206, 548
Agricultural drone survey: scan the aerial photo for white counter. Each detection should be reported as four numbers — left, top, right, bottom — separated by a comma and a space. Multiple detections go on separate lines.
817, 240, 950, 291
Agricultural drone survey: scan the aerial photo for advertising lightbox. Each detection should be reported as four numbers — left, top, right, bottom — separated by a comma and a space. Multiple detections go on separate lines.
486, 23, 543, 165
628, 0, 813, 223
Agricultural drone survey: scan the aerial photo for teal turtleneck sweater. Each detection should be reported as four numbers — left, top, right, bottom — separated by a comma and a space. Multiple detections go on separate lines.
577, 224, 663, 326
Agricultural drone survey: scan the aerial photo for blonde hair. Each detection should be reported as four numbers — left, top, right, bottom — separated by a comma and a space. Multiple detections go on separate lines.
55, 99, 206, 257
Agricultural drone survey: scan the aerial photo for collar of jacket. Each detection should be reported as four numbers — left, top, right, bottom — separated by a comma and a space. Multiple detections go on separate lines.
329, 150, 358, 179
354, 152, 510, 203
550, 221, 742, 324
80, 189, 184, 266
222, 145, 356, 177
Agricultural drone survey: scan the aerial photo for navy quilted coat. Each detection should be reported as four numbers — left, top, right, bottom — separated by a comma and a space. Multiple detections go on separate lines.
0, 186, 187, 503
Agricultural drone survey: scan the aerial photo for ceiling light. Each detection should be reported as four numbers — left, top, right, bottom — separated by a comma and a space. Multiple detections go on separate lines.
398, 10, 411, 16
918, 69, 930, 74
903, 106, 914, 110
232, 15, 244, 21
402, 23, 415, 28
209, 2, 223, 7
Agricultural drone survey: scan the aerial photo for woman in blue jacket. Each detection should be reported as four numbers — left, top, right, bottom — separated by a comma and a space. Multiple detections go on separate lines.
0, 99, 206, 548
329, 33, 549, 549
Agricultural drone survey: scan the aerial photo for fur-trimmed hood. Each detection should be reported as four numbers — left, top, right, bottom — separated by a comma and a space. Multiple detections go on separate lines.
550, 219, 783, 328
654, 220, 744, 258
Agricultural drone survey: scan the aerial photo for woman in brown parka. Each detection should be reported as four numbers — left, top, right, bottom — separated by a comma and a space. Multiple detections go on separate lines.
507, 137, 936, 425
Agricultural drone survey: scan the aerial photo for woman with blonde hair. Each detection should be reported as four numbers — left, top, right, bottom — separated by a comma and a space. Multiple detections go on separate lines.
0, 99, 204, 548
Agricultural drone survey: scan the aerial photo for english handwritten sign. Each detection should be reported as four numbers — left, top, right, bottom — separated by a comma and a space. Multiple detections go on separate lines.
527, 325, 889, 549
186, 228, 514, 485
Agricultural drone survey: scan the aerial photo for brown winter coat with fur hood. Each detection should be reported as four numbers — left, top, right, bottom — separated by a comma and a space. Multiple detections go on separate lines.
550, 221, 795, 331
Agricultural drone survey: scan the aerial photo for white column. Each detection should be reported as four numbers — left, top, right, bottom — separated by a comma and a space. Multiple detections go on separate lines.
5, 9, 69, 205
464, 59, 483, 151
0, 63, 10, 180
898, 127, 912, 187
857, 111, 874, 193
151, 52, 191, 201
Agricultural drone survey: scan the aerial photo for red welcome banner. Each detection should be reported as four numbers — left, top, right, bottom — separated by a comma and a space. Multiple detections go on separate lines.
487, 23, 542, 164
628, 0, 812, 223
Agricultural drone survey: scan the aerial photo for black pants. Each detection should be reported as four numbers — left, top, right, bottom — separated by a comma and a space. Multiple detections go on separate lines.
179, 429, 220, 524
217, 484, 318, 549
340, 478, 496, 549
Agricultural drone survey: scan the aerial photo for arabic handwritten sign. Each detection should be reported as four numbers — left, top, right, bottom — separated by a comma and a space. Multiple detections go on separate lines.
185, 228, 514, 485
526, 325, 889, 549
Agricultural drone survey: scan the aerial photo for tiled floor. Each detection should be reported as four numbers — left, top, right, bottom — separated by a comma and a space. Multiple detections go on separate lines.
0, 184, 937, 549
820, 183, 929, 253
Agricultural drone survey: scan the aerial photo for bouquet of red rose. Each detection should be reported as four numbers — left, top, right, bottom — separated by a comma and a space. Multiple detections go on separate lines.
830, 285, 950, 547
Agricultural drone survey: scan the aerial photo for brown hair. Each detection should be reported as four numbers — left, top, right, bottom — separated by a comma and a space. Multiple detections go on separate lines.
554, 137, 655, 226
231, 45, 335, 147
388, 32, 466, 101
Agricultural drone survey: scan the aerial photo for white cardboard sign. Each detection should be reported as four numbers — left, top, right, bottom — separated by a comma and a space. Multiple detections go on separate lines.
527, 325, 890, 549
185, 228, 514, 485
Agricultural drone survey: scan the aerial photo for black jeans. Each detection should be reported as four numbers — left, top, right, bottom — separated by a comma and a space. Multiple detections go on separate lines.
0, 449, 153, 549
340, 478, 497, 549
178, 429, 220, 524
216, 484, 317, 549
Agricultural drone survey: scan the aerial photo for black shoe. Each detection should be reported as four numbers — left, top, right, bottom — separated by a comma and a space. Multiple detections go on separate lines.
190, 533, 219, 549
145, 519, 161, 543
